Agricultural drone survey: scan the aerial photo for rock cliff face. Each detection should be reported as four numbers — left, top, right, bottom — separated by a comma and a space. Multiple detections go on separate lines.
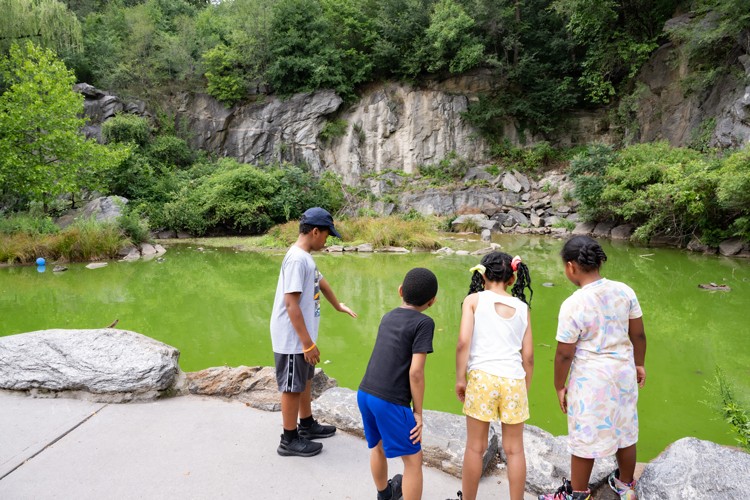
634, 15, 750, 149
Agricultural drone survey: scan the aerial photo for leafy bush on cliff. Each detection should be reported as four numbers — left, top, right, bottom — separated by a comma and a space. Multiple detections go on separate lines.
569, 142, 750, 244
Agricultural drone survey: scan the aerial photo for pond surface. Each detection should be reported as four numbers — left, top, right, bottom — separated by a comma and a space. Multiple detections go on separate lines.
2, 235, 749, 460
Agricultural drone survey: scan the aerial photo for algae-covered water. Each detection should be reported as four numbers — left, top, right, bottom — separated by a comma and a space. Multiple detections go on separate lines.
1, 234, 748, 460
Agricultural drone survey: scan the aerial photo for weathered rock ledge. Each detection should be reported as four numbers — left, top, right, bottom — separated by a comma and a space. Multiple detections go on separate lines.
1, 329, 748, 498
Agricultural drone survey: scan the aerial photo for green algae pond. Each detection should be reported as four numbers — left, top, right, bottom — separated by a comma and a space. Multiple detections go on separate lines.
1, 234, 748, 461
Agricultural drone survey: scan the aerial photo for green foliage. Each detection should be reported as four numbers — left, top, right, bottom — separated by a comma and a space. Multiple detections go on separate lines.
335, 216, 442, 249
102, 114, 152, 147
567, 143, 617, 220
0, 42, 128, 211
1, 0, 83, 57
705, 368, 750, 451
568, 142, 750, 244
202, 43, 249, 105
0, 212, 59, 236
318, 119, 348, 144
424, 0, 484, 74
117, 207, 152, 244
418, 151, 469, 184
552, 0, 678, 104
147, 135, 194, 169
370, 0, 431, 80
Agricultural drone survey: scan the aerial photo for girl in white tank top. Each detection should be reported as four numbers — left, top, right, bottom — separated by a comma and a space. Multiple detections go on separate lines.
455, 251, 534, 500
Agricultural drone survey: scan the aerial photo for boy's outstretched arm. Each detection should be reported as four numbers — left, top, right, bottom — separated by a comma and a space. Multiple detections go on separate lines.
455, 294, 477, 403
319, 278, 358, 318
409, 353, 427, 444
629, 316, 647, 387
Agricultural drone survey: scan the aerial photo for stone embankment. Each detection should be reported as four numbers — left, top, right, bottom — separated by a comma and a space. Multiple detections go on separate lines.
1, 329, 748, 498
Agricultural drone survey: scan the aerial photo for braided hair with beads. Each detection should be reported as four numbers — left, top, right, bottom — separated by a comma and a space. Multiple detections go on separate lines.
467, 251, 533, 306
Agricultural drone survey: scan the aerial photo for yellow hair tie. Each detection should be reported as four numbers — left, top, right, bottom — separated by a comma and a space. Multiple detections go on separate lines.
469, 264, 486, 275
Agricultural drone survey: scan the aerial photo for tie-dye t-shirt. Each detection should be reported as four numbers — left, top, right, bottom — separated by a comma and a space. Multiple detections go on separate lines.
556, 278, 642, 359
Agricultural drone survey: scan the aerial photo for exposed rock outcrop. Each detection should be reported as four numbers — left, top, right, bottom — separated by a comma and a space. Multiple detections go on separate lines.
186, 365, 336, 412
0, 329, 183, 402
55, 195, 128, 229
636, 437, 750, 499
312, 386, 616, 494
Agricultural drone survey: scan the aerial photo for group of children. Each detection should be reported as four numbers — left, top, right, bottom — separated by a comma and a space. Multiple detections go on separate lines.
270, 207, 647, 500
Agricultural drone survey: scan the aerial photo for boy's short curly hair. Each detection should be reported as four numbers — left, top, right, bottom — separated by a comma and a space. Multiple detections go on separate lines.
402, 267, 438, 307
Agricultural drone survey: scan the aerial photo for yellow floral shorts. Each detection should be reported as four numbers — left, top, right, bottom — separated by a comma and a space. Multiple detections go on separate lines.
463, 369, 529, 424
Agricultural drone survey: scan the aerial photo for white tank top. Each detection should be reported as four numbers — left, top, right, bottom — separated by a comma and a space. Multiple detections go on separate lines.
467, 290, 528, 379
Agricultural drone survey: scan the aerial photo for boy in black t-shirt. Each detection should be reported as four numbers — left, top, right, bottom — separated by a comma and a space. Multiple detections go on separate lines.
357, 268, 439, 500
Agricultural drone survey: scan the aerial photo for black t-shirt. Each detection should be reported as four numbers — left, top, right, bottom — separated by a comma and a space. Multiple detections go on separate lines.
359, 307, 435, 407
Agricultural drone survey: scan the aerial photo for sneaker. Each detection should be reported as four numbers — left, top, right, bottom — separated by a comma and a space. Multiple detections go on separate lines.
277, 434, 323, 457
538, 478, 572, 500
446, 491, 462, 500
298, 419, 337, 439
608, 469, 637, 500
377, 474, 403, 500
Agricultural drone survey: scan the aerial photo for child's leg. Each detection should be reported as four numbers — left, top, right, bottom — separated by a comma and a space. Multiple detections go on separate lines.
461, 416, 490, 500
298, 379, 313, 419
280, 391, 301, 431
401, 450, 423, 500
370, 441, 389, 491
501, 422, 526, 500
570, 455, 594, 492
615, 444, 637, 483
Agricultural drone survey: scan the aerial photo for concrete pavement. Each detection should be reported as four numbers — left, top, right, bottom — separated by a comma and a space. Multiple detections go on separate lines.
0, 391, 535, 499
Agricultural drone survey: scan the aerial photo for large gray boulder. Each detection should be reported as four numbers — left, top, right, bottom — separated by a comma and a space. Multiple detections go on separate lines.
0, 329, 182, 402
636, 437, 750, 499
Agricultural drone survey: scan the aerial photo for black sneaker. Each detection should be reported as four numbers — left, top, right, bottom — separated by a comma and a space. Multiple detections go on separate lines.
377, 474, 403, 500
446, 490, 463, 500
298, 419, 337, 439
277, 434, 323, 457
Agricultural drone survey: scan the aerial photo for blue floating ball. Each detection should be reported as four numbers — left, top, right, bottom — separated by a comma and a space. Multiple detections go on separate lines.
36, 257, 46, 266
37, 265, 46, 273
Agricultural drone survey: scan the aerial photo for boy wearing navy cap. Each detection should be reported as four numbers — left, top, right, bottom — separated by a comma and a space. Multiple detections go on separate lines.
270, 207, 358, 457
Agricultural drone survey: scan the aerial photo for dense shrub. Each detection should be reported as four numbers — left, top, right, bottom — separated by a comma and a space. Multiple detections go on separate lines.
147, 135, 195, 170
569, 142, 750, 244
0, 213, 59, 236
102, 114, 152, 147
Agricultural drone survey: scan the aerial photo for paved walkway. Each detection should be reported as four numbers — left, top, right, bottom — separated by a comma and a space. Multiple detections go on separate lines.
0, 392, 535, 499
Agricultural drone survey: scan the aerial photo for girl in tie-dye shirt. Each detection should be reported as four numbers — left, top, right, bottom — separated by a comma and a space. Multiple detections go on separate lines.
538, 236, 647, 500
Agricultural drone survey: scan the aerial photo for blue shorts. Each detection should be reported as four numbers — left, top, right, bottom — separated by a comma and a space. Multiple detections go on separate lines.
357, 390, 421, 459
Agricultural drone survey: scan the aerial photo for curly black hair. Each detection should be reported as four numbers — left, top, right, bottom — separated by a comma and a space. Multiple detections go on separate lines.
402, 267, 439, 307
467, 251, 533, 306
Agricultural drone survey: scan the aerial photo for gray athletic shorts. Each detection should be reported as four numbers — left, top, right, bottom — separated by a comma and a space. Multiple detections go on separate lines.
274, 353, 315, 393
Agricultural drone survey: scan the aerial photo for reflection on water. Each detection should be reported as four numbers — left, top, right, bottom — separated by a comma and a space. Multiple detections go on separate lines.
1, 235, 749, 460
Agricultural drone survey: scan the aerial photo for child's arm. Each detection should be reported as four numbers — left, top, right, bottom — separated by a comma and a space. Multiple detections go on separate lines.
284, 292, 320, 365
628, 316, 647, 387
455, 294, 477, 403
409, 353, 427, 444
553, 342, 576, 414
319, 278, 358, 318
521, 310, 534, 391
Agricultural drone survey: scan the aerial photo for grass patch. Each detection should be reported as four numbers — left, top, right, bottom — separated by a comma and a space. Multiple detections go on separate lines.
0, 218, 128, 264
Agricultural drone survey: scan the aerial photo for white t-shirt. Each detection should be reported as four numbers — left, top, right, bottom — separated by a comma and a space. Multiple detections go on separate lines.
468, 290, 529, 379
269, 245, 322, 354
556, 278, 642, 362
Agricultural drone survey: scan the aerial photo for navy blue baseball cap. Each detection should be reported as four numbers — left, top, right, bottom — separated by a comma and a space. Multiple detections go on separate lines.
301, 207, 341, 239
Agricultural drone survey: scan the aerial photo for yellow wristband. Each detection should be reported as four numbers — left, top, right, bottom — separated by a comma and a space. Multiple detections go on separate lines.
302, 343, 317, 353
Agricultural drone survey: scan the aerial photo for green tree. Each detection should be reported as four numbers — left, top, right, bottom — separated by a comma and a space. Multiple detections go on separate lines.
1, 0, 82, 57
551, 0, 678, 103
370, 0, 432, 80
0, 42, 128, 211
424, 0, 485, 74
